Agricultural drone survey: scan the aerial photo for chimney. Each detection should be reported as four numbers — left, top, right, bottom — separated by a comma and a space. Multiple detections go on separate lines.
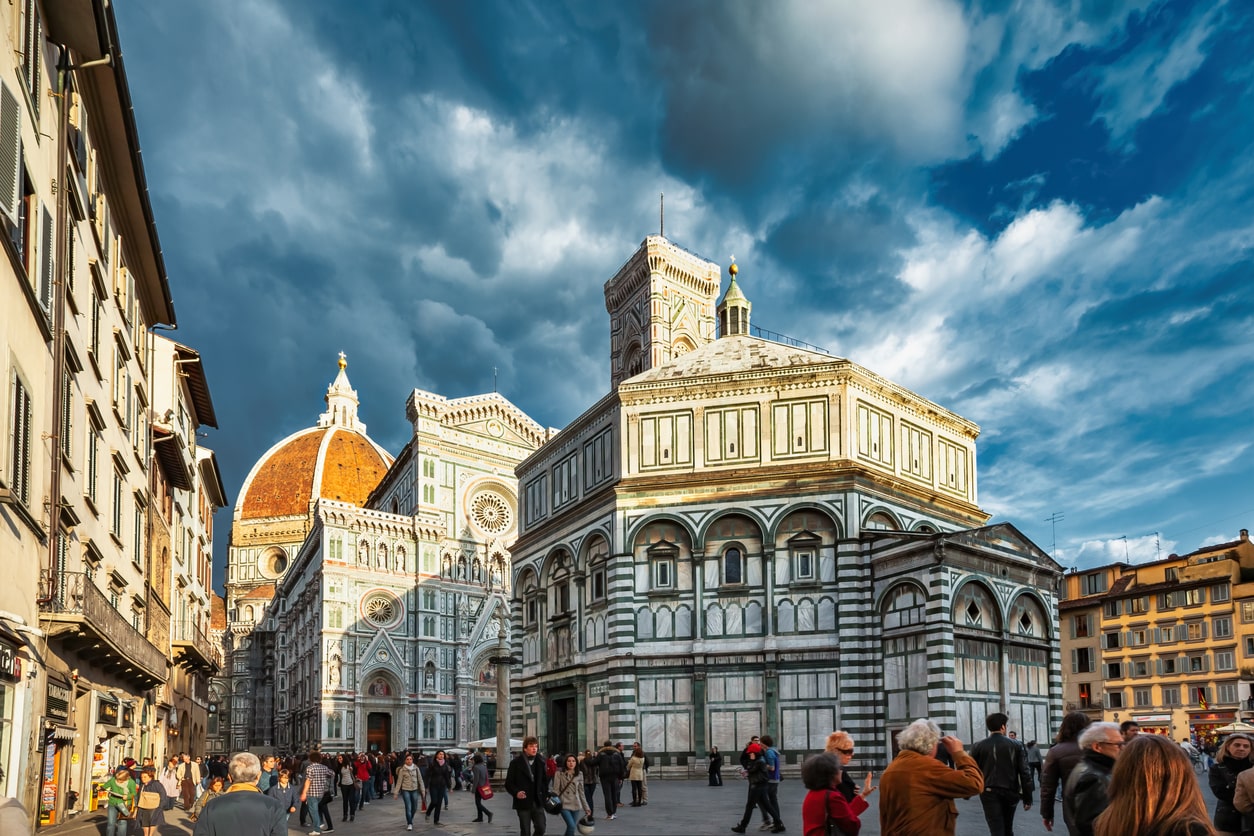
1241, 529, 1249, 542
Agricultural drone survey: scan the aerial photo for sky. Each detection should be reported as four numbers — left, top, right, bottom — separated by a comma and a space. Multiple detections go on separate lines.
110, 0, 1252, 588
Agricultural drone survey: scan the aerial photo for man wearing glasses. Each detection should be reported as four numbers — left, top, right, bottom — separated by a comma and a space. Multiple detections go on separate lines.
970, 712, 1034, 836
1059, 722, 1123, 835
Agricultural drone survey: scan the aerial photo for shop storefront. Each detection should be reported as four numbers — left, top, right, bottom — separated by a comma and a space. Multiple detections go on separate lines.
90, 692, 122, 811
0, 639, 20, 797
1189, 711, 1237, 746
40, 674, 76, 825
1131, 713, 1173, 736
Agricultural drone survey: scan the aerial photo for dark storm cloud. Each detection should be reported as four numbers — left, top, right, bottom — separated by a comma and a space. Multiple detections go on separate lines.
111, 0, 1253, 584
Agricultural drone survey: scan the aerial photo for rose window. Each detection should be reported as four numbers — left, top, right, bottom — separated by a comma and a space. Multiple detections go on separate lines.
470, 491, 513, 535
362, 593, 401, 627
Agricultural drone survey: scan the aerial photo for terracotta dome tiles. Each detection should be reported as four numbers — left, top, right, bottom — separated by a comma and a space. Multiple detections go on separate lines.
240, 428, 389, 520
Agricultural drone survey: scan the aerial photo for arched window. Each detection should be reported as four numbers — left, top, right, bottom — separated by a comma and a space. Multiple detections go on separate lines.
865, 511, 898, 531
881, 583, 926, 630
723, 547, 743, 585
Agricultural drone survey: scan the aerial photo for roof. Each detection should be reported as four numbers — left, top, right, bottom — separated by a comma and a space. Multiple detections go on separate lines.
238, 427, 391, 519
238, 586, 275, 602
210, 594, 226, 630
625, 335, 836, 383
175, 344, 217, 428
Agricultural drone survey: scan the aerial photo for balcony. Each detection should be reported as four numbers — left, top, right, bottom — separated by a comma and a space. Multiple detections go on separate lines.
39, 572, 167, 688
172, 620, 224, 674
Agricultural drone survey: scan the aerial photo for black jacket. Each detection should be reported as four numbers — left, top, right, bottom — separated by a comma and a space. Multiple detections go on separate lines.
504, 754, 549, 811
744, 756, 769, 786
1210, 756, 1254, 832
427, 761, 454, 792
596, 746, 625, 781
1062, 750, 1115, 836
970, 732, 1033, 804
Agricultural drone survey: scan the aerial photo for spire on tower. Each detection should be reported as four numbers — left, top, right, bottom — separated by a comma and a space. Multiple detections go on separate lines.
718, 257, 752, 337
318, 352, 367, 432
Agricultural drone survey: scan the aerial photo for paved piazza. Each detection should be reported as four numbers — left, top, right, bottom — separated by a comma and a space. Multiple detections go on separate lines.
44, 773, 1220, 836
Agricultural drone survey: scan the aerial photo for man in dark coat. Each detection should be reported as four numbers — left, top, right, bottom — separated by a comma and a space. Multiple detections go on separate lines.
1063, 722, 1122, 836
191, 752, 286, 836
504, 736, 549, 836
969, 711, 1034, 836
595, 740, 626, 818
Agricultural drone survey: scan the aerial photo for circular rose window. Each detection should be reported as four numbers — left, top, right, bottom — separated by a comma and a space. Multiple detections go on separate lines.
469, 491, 513, 535
361, 592, 402, 628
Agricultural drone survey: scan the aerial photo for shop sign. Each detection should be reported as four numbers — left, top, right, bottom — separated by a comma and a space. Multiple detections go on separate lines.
0, 640, 20, 682
1190, 712, 1235, 722
47, 681, 72, 723
1133, 714, 1173, 723
97, 695, 119, 726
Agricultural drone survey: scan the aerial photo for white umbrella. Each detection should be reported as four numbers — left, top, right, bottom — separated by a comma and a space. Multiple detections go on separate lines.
443, 747, 470, 755
1214, 722, 1254, 734
461, 736, 525, 750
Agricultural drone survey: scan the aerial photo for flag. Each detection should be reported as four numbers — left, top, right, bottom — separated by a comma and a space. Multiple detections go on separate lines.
1198, 687, 1208, 709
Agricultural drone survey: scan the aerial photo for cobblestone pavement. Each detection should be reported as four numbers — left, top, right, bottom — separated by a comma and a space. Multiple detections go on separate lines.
40, 771, 1220, 836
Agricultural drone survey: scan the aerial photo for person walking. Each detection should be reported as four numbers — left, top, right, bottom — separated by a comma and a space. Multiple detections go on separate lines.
135, 766, 169, 836
730, 742, 774, 833
762, 734, 786, 832
878, 719, 984, 836
337, 754, 358, 822
392, 753, 427, 831
257, 755, 279, 792
578, 750, 598, 816
1040, 711, 1091, 832
709, 747, 724, 786
627, 745, 647, 806
1063, 722, 1123, 836
353, 754, 372, 814
1093, 734, 1217, 836
191, 753, 286, 836
300, 752, 336, 835
825, 731, 865, 804
177, 753, 202, 811
595, 740, 625, 819
471, 753, 494, 823
505, 736, 550, 836
969, 711, 1033, 836
266, 768, 299, 829
1025, 740, 1043, 786
159, 757, 180, 811
189, 776, 226, 822
426, 750, 455, 826
554, 754, 592, 836
101, 765, 137, 836
1209, 733, 1253, 836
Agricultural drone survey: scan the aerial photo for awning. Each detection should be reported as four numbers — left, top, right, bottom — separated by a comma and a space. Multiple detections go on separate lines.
47, 725, 76, 742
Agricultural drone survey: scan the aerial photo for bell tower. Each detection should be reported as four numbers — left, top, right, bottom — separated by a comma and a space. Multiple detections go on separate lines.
603, 235, 721, 388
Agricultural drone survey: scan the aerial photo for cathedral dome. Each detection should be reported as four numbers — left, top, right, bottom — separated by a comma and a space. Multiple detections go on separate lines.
237, 426, 391, 520
236, 355, 393, 520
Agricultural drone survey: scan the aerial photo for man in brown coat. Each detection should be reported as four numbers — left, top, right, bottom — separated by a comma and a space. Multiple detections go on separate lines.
879, 718, 985, 835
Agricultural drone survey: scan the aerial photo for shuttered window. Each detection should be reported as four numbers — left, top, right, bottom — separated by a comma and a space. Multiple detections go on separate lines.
0, 83, 19, 222
9, 372, 33, 506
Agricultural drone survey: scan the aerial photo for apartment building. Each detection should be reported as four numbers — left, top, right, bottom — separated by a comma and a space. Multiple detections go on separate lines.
0, 2, 220, 827
1060, 529, 1254, 744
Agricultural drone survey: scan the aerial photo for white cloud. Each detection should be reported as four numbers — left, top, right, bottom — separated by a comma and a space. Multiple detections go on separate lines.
1065, 533, 1176, 569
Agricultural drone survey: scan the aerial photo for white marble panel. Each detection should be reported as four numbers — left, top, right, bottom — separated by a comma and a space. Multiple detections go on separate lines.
706, 605, 724, 636
676, 606, 692, 638
656, 607, 674, 639
675, 678, 691, 703
736, 709, 762, 746
745, 675, 763, 701
777, 601, 795, 633
639, 679, 656, 704
637, 607, 654, 639
726, 676, 743, 702
726, 604, 743, 635
745, 602, 762, 634
797, 601, 816, 633
748, 560, 763, 586
669, 712, 692, 750
642, 712, 666, 751
818, 598, 836, 630
811, 707, 835, 748
782, 708, 809, 750
704, 560, 719, 588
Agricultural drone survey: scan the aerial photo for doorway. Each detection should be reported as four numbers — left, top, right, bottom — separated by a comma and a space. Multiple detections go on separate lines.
479, 702, 497, 742
367, 713, 391, 753
547, 692, 577, 756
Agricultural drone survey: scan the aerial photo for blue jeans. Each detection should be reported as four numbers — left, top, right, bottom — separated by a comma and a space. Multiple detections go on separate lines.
104, 804, 127, 836
400, 789, 421, 824
560, 808, 579, 836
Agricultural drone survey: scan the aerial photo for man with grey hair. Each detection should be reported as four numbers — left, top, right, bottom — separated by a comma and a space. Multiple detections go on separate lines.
192, 752, 286, 836
880, 719, 984, 835
1061, 722, 1123, 836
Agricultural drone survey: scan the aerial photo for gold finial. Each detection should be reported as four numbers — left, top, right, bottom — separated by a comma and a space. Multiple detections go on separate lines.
338, 351, 347, 371
729, 255, 738, 277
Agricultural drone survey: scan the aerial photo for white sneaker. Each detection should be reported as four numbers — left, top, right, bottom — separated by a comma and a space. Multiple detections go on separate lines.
760, 822, 775, 831
406, 826, 412, 832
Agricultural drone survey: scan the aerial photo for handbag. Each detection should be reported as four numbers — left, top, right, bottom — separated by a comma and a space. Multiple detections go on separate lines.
477, 783, 494, 800
137, 788, 161, 810
825, 790, 852, 836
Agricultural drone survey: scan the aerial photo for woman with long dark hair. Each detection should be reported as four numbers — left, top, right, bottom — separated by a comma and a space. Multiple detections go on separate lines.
554, 753, 592, 836
1094, 733, 1216, 836
1041, 711, 1092, 832
425, 750, 455, 827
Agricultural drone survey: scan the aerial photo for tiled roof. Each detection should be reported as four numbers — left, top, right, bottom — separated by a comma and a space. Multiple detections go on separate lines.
239, 586, 276, 601
240, 428, 389, 519
210, 594, 226, 629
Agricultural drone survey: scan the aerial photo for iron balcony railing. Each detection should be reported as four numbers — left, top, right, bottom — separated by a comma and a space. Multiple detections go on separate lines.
172, 619, 224, 672
39, 571, 167, 687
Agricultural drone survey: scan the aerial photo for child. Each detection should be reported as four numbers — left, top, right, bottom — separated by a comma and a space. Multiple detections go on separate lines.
800, 752, 875, 836
266, 768, 299, 826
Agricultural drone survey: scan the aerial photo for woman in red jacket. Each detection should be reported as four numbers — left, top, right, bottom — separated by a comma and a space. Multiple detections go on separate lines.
801, 752, 875, 836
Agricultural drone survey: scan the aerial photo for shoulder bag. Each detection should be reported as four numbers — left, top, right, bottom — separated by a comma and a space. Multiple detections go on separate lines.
826, 790, 852, 836
477, 781, 494, 800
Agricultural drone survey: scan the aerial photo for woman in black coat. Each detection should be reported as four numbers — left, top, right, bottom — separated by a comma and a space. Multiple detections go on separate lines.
709, 747, 724, 786
1210, 733, 1254, 835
